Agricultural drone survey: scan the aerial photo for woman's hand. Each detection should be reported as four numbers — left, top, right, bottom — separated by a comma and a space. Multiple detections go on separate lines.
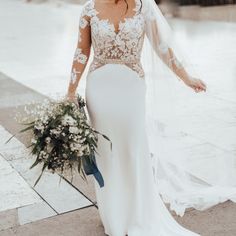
66, 94, 79, 107
184, 77, 207, 93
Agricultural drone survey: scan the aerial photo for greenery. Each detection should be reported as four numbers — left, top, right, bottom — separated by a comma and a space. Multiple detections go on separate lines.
8, 95, 111, 186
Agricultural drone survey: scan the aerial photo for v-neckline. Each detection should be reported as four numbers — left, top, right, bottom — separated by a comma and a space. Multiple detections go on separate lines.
92, 0, 140, 36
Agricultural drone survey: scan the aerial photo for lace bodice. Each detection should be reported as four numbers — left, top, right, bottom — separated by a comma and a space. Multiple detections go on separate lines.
67, 0, 184, 96
77, 0, 146, 79
88, 0, 145, 78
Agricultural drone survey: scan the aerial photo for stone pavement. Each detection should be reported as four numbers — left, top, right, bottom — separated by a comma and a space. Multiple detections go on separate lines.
0, 72, 98, 234
0, 72, 236, 236
0, 0, 236, 236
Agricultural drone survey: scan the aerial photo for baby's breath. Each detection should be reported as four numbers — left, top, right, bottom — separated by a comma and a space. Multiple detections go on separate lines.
14, 95, 111, 186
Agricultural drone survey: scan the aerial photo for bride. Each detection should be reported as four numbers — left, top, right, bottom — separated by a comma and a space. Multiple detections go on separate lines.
66, 0, 207, 235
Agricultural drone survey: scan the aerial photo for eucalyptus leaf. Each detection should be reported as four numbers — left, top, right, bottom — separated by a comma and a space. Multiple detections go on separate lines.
8, 96, 110, 187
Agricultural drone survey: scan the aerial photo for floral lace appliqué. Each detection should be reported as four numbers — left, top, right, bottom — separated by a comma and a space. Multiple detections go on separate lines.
70, 68, 81, 84
85, 0, 146, 79
73, 48, 88, 64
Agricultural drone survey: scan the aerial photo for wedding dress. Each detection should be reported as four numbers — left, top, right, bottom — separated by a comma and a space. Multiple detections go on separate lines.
67, 0, 202, 235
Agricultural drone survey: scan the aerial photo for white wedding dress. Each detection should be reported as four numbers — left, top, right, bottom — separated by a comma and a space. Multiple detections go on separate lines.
86, 64, 200, 236
68, 0, 200, 235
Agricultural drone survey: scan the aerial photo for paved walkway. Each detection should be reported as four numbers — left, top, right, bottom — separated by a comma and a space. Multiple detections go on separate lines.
1, 71, 236, 236
0, 1, 236, 236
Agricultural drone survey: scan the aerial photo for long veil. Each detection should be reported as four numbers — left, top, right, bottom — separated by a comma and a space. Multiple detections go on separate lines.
141, 0, 236, 216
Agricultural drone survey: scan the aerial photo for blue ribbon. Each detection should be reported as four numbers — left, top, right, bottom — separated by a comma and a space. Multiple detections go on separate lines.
78, 100, 105, 188
82, 154, 104, 188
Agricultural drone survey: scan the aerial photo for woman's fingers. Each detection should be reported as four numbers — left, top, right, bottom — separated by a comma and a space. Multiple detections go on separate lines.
199, 79, 207, 90
194, 79, 207, 92
66, 94, 80, 107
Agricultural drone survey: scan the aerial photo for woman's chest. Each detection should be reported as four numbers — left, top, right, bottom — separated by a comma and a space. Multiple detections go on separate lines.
89, 14, 145, 41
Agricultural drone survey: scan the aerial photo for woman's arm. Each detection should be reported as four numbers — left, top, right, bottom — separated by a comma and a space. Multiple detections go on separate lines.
67, 7, 91, 103
165, 47, 206, 93
145, 16, 206, 93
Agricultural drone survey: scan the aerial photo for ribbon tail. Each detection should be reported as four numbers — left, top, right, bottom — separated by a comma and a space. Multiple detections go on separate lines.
82, 154, 104, 188
93, 170, 104, 188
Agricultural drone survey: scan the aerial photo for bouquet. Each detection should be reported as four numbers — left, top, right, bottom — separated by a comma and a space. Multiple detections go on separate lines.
8, 95, 111, 187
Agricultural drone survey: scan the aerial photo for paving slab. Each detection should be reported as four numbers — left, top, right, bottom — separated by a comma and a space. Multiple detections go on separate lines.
0, 202, 236, 236
0, 155, 41, 213
0, 77, 44, 108
0, 209, 18, 231
0, 126, 24, 151
67, 174, 97, 204
0, 124, 94, 224
18, 201, 57, 225
176, 201, 236, 236
0, 206, 105, 236
0, 74, 97, 208
0, 229, 16, 236
33, 172, 93, 214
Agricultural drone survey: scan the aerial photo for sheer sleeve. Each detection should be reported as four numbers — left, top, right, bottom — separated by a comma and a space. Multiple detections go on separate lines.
67, 3, 92, 98
143, 2, 191, 83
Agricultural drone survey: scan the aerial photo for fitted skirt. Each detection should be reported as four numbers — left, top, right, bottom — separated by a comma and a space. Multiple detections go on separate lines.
85, 63, 200, 236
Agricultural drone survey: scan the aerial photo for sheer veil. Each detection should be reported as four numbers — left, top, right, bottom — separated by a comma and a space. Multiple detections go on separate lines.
141, 0, 236, 216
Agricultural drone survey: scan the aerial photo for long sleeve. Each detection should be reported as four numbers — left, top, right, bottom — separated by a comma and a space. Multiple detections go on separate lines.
67, 5, 92, 98
144, 2, 191, 83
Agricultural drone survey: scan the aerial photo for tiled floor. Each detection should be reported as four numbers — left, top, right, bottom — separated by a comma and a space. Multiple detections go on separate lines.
0, 125, 94, 230
0, 154, 41, 213
0, 127, 41, 214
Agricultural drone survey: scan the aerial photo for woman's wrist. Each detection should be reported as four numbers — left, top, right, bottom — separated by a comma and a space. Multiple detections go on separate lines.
66, 93, 77, 99
179, 72, 192, 84
182, 77, 192, 85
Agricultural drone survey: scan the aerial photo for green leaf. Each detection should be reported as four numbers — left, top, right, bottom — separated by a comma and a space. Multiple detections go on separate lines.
78, 158, 82, 173
19, 125, 34, 133
30, 158, 42, 169
93, 130, 112, 150
33, 163, 47, 187
5, 134, 17, 144
27, 143, 34, 149
80, 168, 87, 182
20, 121, 35, 126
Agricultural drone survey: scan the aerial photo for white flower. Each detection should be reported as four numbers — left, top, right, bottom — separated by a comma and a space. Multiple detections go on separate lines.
39, 150, 49, 160
50, 129, 61, 136
85, 130, 90, 136
31, 138, 37, 144
45, 137, 51, 143
80, 138, 86, 144
83, 144, 90, 154
39, 115, 49, 124
70, 142, 81, 151
69, 126, 80, 134
78, 150, 84, 157
61, 115, 77, 126
34, 123, 45, 132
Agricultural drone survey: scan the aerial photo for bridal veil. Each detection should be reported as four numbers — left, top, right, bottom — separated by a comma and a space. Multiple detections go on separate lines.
141, 0, 236, 216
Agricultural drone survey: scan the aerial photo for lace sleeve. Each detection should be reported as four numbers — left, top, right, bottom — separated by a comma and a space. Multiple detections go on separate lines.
67, 3, 92, 98
143, 2, 191, 82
